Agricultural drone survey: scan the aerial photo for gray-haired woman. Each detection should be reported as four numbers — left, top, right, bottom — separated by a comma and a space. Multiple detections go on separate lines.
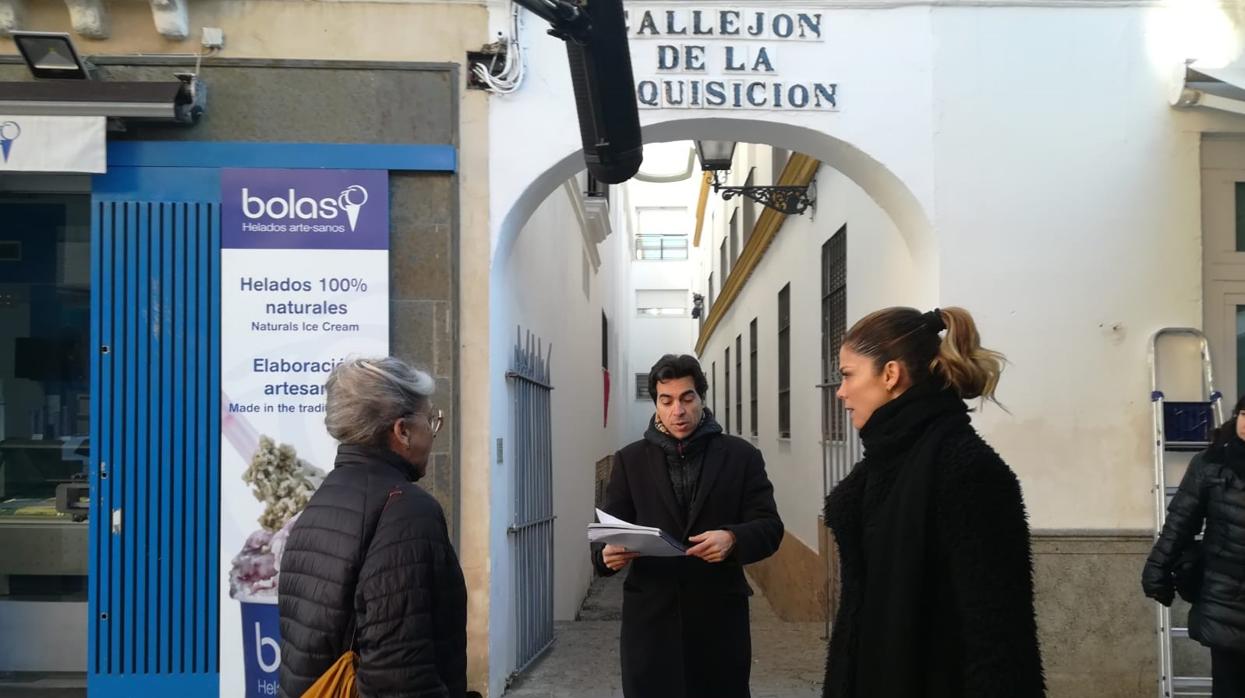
277, 357, 468, 698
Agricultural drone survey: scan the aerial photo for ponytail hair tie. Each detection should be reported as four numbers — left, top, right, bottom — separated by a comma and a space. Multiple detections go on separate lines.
922, 308, 946, 334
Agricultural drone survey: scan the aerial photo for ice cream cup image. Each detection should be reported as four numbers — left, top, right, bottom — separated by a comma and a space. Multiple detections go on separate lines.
240, 597, 281, 697
228, 427, 324, 698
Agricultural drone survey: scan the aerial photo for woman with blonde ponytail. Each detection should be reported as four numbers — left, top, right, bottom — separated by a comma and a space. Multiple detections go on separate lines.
822, 307, 1043, 698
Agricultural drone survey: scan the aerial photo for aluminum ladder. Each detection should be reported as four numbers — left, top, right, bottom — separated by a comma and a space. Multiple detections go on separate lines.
1149, 328, 1223, 697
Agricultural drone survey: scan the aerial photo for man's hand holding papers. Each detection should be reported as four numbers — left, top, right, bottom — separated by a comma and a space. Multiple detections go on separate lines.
588, 508, 687, 565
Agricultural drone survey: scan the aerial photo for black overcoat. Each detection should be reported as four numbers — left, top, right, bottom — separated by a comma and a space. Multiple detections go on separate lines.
593, 433, 784, 698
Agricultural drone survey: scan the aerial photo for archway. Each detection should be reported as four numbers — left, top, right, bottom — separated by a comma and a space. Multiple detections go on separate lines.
492, 117, 937, 285
485, 115, 937, 695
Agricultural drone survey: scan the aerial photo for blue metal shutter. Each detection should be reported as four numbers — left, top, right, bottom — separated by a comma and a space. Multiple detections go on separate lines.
89, 186, 221, 695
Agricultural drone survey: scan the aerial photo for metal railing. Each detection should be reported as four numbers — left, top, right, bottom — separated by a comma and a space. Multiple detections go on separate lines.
816, 380, 862, 641
506, 328, 555, 678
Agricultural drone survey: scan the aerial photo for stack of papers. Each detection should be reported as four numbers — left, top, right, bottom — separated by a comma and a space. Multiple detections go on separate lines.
588, 508, 687, 557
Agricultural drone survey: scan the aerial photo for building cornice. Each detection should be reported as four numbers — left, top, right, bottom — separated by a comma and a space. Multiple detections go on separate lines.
692, 171, 711, 249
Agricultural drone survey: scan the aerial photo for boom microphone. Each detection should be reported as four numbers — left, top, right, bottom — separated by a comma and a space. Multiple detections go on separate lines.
561, 0, 643, 184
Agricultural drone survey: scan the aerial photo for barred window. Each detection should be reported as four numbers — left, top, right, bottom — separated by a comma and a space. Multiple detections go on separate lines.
778, 284, 791, 438
750, 319, 758, 437
822, 228, 847, 440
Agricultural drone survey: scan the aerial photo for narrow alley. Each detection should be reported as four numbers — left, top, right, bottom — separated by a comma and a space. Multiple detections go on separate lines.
505, 574, 826, 698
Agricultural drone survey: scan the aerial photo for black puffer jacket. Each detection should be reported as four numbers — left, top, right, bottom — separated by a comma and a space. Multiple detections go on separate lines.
1142, 441, 1245, 652
278, 444, 468, 697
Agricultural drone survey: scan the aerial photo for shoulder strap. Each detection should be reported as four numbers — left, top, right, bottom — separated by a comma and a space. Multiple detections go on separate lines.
344, 485, 405, 652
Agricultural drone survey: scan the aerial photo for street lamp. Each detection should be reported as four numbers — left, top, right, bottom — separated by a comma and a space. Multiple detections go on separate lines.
693, 139, 816, 216
11, 31, 94, 80
694, 140, 736, 172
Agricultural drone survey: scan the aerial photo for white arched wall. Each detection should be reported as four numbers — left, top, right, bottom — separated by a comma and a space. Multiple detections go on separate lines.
483, 12, 940, 694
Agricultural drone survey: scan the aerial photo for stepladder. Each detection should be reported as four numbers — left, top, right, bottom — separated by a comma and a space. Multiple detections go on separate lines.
1149, 328, 1223, 697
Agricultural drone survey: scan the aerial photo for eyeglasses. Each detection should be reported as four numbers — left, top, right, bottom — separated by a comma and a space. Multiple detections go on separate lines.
413, 409, 444, 436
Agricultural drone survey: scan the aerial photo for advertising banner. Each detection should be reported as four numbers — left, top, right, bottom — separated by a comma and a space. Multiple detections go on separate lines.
0, 115, 106, 173
218, 168, 389, 698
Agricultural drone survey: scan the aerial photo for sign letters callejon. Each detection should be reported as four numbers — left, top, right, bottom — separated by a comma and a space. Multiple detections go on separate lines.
217, 168, 390, 698
626, 8, 839, 111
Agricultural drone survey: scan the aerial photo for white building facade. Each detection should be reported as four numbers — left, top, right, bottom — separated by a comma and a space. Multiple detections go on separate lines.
485, 2, 1245, 695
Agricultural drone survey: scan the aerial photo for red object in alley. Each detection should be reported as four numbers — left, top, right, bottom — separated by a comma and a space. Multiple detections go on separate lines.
603, 368, 611, 428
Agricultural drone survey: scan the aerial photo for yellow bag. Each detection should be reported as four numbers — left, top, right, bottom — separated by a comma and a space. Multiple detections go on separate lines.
302, 650, 358, 698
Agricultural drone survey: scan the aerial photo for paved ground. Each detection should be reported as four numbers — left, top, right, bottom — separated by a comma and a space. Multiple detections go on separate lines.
1, 576, 826, 698
505, 574, 826, 698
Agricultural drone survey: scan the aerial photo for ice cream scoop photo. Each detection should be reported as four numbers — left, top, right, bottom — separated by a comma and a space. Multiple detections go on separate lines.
226, 423, 326, 698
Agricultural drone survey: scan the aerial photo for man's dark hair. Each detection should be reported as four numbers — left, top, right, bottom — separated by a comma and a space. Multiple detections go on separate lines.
648, 354, 708, 403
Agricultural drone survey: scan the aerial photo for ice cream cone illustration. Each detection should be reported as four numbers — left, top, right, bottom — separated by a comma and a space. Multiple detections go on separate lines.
0, 122, 21, 163
338, 184, 369, 231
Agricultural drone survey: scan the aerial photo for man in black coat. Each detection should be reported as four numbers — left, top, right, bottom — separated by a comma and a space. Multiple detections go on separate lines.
593, 354, 784, 698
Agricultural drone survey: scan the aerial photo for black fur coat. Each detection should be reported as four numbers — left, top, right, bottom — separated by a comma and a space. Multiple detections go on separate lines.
822, 424, 1045, 698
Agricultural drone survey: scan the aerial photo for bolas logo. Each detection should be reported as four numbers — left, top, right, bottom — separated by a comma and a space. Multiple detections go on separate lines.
0, 121, 21, 163
338, 185, 368, 232
242, 184, 370, 232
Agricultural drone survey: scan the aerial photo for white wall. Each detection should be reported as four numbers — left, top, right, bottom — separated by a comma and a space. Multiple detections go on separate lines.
487, 175, 625, 690
924, 6, 1238, 530
618, 144, 702, 441
696, 159, 918, 549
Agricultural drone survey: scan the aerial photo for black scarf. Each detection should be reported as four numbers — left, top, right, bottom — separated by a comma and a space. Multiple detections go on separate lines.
644, 409, 723, 512
855, 381, 969, 698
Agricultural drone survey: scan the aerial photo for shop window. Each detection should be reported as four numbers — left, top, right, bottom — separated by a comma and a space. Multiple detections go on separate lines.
0, 192, 92, 603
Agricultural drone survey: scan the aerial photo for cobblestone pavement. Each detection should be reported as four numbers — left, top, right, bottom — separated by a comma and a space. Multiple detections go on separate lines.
505, 574, 826, 698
